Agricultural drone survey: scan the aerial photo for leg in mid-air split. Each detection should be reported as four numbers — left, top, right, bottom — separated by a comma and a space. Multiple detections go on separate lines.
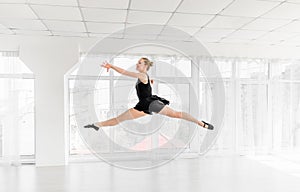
84, 108, 147, 131
157, 106, 214, 130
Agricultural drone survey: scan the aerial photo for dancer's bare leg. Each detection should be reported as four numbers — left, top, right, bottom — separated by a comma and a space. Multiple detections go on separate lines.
95, 108, 147, 127
158, 106, 209, 128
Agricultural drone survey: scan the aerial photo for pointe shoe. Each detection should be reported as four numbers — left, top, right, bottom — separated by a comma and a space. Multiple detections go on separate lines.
84, 124, 99, 131
201, 121, 214, 130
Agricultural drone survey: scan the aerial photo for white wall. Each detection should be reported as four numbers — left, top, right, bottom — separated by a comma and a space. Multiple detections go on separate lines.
1, 34, 300, 166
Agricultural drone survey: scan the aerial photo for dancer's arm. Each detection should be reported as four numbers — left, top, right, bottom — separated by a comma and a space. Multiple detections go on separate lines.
101, 61, 147, 82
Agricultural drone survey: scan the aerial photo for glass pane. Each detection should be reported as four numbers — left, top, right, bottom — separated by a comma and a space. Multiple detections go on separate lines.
112, 79, 137, 152
155, 57, 191, 77
77, 55, 109, 76
212, 81, 235, 151
0, 78, 35, 157
113, 57, 141, 76
270, 82, 300, 150
0, 56, 32, 74
215, 58, 233, 78
17, 79, 35, 156
174, 58, 191, 77
237, 83, 269, 154
0, 124, 2, 157
69, 79, 110, 155
0, 54, 35, 159
238, 59, 268, 79
271, 60, 300, 80
198, 82, 213, 121
157, 83, 189, 149
113, 80, 136, 111
94, 80, 110, 113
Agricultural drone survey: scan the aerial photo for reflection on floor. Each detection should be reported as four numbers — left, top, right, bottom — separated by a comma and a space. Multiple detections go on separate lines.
1, 155, 300, 192
247, 151, 300, 178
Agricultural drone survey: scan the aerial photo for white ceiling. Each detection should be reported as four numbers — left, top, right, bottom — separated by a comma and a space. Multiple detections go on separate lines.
0, 0, 300, 47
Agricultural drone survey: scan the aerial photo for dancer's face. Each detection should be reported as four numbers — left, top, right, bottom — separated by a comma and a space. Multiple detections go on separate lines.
136, 59, 147, 72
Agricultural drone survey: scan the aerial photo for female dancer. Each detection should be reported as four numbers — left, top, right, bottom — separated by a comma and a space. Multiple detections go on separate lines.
84, 57, 214, 131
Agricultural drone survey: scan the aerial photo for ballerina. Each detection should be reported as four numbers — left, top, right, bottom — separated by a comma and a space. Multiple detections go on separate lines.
84, 57, 214, 131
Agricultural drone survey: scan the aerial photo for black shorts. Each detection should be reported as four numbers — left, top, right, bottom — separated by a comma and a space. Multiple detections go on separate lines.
134, 95, 170, 115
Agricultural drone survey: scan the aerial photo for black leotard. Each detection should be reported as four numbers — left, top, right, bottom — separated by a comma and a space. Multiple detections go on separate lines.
135, 74, 152, 100
133, 74, 170, 115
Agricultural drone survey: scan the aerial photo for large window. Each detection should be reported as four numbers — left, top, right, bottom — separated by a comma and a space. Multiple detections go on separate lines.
67, 55, 195, 160
211, 58, 300, 155
67, 54, 300, 161
0, 52, 35, 164
270, 60, 300, 152
236, 59, 269, 154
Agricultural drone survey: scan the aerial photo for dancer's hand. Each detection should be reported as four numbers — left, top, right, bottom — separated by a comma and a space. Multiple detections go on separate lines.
101, 61, 112, 72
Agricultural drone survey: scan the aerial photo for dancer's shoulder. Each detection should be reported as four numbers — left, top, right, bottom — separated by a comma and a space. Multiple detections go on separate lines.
138, 73, 148, 84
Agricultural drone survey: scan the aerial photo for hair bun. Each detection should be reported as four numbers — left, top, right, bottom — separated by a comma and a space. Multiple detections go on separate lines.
141, 57, 153, 70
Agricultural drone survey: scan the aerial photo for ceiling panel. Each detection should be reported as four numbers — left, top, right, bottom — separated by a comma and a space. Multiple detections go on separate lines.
89, 32, 123, 38
282, 34, 300, 45
287, 0, 300, 3
206, 16, 253, 29
0, 23, 12, 34
167, 25, 201, 35
242, 18, 291, 31
177, 0, 233, 14
88, 33, 107, 38
130, 0, 181, 12
157, 34, 190, 41
0, 23, 6, 30
168, 13, 214, 27
250, 39, 276, 46
124, 33, 157, 40
219, 38, 253, 44
0, 4, 37, 19
275, 20, 300, 33
31, 5, 82, 20
82, 8, 127, 22
86, 22, 124, 33
125, 24, 164, 35
0, 19, 46, 30
221, 0, 280, 17
127, 10, 172, 25
52, 31, 88, 37
279, 41, 300, 46
28, 0, 78, 6
255, 31, 297, 42
160, 27, 193, 39
194, 28, 235, 41
0, 29, 13, 35
227, 29, 267, 39
79, 0, 129, 9
0, 0, 27, 3
44, 20, 86, 32
14, 29, 51, 36
259, 0, 285, 2
262, 2, 300, 19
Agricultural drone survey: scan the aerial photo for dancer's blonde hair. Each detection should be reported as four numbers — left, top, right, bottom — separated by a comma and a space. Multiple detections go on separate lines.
141, 57, 153, 71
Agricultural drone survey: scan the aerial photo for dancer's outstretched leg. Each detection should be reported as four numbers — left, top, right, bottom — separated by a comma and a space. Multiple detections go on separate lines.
84, 108, 147, 131
157, 106, 214, 130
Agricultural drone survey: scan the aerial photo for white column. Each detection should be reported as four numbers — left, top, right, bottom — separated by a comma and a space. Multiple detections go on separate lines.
19, 38, 79, 166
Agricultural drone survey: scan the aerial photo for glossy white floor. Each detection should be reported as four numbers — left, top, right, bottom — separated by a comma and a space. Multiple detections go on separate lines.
1, 155, 300, 192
